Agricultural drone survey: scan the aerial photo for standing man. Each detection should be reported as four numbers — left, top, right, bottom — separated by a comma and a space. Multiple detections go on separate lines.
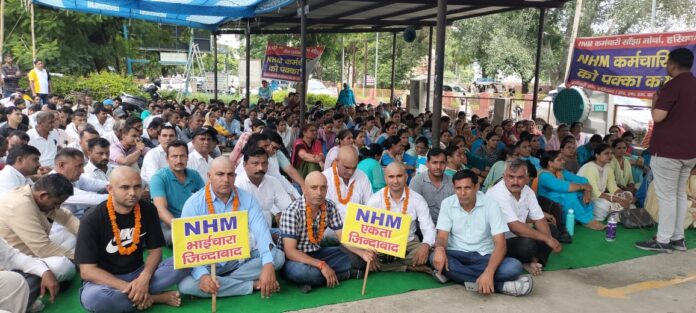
150, 141, 205, 245
178, 157, 285, 299
27, 60, 50, 104
258, 80, 273, 102
430, 170, 532, 296
76, 167, 190, 312
322, 146, 372, 220
486, 160, 561, 276
367, 163, 435, 273
409, 148, 454, 224
636, 48, 696, 253
1, 54, 21, 98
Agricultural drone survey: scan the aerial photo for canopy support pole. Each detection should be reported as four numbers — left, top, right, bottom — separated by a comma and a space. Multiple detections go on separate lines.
531, 8, 546, 120
213, 32, 218, 101
300, 0, 307, 127
431, 0, 446, 146
426, 26, 433, 112
0, 0, 5, 60
30, 4, 35, 61
389, 32, 396, 104
245, 21, 251, 105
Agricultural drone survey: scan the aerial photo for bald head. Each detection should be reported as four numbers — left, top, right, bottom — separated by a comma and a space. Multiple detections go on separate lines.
304, 171, 328, 207
385, 162, 406, 176
384, 162, 407, 193
108, 166, 143, 209
208, 156, 236, 197
109, 166, 140, 185
210, 156, 235, 174
336, 146, 358, 180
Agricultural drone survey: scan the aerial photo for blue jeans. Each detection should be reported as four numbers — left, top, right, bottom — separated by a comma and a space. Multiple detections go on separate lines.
178, 248, 285, 298
430, 250, 522, 292
79, 258, 190, 313
282, 246, 351, 287
38, 93, 48, 105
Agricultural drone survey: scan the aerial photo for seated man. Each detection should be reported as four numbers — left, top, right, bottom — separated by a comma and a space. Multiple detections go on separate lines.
0, 144, 40, 196
110, 120, 148, 171
367, 163, 436, 273
150, 140, 205, 245
280, 172, 374, 293
0, 237, 60, 313
68, 127, 100, 159
76, 166, 190, 312
141, 125, 178, 182
430, 170, 532, 296
178, 157, 285, 298
187, 127, 216, 184
27, 111, 58, 171
0, 174, 77, 283
83, 137, 112, 182
323, 146, 372, 220
409, 148, 454, 224
235, 146, 291, 228
486, 159, 562, 276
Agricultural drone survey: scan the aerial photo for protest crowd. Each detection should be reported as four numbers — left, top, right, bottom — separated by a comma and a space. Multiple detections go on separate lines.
0, 47, 694, 313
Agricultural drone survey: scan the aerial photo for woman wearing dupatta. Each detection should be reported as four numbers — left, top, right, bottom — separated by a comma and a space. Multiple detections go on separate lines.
536, 151, 606, 231
291, 123, 324, 178
578, 143, 633, 223
608, 139, 636, 194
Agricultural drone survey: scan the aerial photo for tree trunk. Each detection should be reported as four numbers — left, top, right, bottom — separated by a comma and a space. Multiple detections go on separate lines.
521, 77, 532, 94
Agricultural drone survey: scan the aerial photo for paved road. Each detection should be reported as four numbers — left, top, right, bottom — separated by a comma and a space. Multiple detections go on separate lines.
292, 250, 696, 313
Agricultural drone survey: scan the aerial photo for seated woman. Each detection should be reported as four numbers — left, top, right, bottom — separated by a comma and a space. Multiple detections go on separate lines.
609, 139, 636, 194
291, 123, 324, 178
380, 135, 405, 167
577, 134, 603, 166
536, 151, 604, 230
516, 136, 541, 172
482, 144, 517, 192
473, 132, 500, 169
531, 134, 544, 159
357, 144, 386, 193
541, 124, 557, 151
577, 143, 633, 222
324, 129, 355, 169
560, 137, 580, 173
645, 166, 696, 229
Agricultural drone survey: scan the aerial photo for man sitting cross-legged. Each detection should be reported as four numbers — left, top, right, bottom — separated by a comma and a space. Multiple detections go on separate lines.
486, 159, 562, 276
366, 163, 436, 273
430, 169, 533, 296
76, 166, 190, 312
280, 171, 376, 293
178, 157, 285, 299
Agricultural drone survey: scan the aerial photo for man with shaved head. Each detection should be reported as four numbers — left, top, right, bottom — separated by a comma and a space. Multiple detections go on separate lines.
366, 162, 436, 273
322, 146, 373, 220
76, 166, 190, 312
178, 157, 285, 299
280, 171, 375, 293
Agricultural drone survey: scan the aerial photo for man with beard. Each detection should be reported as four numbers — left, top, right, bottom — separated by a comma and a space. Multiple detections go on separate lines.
77, 167, 190, 312
409, 148, 454, 224
150, 141, 205, 245
0, 145, 41, 196
187, 127, 217, 184
141, 125, 178, 182
83, 138, 112, 182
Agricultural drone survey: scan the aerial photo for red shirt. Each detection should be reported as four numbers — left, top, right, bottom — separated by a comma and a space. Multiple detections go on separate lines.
650, 72, 696, 159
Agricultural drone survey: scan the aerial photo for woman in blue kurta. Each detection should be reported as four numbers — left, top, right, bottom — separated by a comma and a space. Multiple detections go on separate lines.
358, 144, 386, 193
536, 151, 606, 230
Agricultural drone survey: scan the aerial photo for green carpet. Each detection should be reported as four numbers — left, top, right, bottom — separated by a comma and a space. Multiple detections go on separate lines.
42, 226, 696, 313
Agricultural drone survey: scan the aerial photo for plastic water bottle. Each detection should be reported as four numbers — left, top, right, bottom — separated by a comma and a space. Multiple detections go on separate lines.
566, 209, 575, 236
606, 214, 617, 242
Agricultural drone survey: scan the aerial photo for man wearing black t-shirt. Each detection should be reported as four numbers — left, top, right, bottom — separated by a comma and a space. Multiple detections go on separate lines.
76, 167, 190, 312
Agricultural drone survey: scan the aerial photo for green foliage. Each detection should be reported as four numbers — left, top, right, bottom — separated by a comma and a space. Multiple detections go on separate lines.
272, 90, 290, 103
20, 72, 145, 101
307, 93, 337, 108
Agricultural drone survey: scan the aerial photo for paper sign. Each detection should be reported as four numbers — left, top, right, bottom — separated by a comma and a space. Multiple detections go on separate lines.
341, 203, 411, 258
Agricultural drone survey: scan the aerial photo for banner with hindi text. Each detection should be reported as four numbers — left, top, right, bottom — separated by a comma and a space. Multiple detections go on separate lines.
171, 211, 250, 269
261, 43, 325, 82
566, 31, 696, 99
340, 203, 411, 258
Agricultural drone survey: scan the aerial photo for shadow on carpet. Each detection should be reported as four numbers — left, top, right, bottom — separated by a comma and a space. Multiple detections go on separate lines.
43, 226, 696, 312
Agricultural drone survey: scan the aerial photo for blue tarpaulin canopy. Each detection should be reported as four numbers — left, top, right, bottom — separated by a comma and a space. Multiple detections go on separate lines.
32, 0, 294, 30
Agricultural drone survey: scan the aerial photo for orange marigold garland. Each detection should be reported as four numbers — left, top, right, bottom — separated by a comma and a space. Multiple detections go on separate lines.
332, 163, 354, 205
205, 183, 239, 214
106, 194, 141, 256
305, 198, 327, 244
384, 187, 410, 215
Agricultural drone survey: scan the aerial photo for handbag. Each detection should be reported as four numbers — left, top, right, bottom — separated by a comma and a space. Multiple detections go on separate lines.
619, 207, 656, 229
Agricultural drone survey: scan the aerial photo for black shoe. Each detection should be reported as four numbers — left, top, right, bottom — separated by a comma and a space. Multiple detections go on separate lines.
558, 232, 572, 244
635, 240, 673, 253
670, 239, 687, 251
299, 284, 312, 294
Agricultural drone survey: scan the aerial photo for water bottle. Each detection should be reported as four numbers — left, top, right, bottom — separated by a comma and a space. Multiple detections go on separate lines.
566, 209, 575, 236
606, 214, 617, 242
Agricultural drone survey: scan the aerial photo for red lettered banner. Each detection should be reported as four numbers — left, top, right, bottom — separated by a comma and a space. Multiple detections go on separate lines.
261, 43, 324, 82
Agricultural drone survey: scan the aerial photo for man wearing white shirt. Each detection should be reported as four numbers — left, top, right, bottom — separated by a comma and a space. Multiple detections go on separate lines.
366, 163, 436, 272
0, 238, 60, 313
83, 138, 112, 182
235, 146, 292, 228
187, 127, 216, 184
64, 109, 87, 143
486, 160, 561, 276
87, 105, 112, 136
141, 125, 177, 182
0, 145, 40, 196
69, 127, 100, 160
27, 111, 58, 169
323, 146, 372, 220
243, 109, 258, 133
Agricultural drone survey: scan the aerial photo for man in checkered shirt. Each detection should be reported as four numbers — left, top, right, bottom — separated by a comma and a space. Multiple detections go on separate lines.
280, 171, 376, 292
